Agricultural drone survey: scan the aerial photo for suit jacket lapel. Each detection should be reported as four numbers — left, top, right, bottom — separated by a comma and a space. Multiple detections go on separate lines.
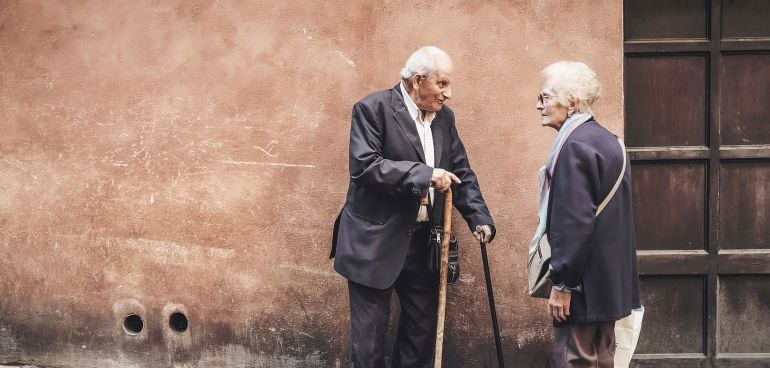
391, 84, 426, 163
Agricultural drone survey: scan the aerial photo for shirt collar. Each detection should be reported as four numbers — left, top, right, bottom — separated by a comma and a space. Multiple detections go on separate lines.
400, 81, 436, 124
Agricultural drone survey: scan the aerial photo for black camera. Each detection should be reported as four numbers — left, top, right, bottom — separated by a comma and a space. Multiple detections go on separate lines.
428, 226, 460, 284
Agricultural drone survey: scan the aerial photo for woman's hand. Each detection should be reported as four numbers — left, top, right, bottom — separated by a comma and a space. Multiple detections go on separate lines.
548, 287, 572, 322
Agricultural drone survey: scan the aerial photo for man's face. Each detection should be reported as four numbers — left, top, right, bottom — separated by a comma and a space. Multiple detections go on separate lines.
412, 61, 454, 112
536, 86, 570, 131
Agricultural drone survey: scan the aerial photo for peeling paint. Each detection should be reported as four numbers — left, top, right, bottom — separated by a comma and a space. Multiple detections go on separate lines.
219, 160, 316, 168
335, 51, 356, 68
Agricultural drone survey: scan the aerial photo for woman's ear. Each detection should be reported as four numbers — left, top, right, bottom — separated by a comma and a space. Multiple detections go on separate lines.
568, 99, 578, 114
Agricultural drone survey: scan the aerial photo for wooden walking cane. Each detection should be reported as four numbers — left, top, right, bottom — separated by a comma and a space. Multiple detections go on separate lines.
434, 188, 452, 368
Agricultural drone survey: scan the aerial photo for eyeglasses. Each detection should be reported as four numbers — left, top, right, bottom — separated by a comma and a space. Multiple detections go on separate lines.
537, 93, 555, 105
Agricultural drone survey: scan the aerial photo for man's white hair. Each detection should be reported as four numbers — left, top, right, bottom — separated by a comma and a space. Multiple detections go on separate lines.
542, 61, 601, 114
400, 46, 452, 80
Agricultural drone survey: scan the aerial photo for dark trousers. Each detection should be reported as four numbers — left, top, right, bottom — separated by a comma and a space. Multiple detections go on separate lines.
553, 321, 616, 368
348, 225, 439, 368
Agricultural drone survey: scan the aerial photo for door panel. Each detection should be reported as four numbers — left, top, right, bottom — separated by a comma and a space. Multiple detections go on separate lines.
636, 276, 705, 355
718, 275, 770, 353
625, 56, 707, 147
721, 0, 770, 38
624, 0, 708, 40
719, 162, 770, 249
720, 53, 770, 145
632, 163, 707, 251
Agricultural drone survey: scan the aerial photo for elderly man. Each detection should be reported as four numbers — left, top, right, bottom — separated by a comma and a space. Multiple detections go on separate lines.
331, 46, 495, 367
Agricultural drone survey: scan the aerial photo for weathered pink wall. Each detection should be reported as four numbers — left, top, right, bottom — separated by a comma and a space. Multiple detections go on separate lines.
0, 1, 622, 367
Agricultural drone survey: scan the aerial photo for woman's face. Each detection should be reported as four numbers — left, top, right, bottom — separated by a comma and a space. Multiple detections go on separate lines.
536, 87, 571, 131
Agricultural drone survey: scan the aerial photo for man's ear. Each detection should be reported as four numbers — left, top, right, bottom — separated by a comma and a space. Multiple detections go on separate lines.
412, 75, 423, 89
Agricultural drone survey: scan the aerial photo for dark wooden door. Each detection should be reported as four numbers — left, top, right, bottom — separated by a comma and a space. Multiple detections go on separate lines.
624, 0, 770, 367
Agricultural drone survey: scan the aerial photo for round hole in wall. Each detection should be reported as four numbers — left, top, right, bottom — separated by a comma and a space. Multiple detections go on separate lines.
123, 314, 144, 335
169, 312, 188, 333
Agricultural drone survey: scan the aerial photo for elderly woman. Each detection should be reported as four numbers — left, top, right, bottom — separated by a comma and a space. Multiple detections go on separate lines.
533, 61, 641, 368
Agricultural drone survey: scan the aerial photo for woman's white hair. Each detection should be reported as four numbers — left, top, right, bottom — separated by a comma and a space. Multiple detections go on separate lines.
400, 46, 452, 81
542, 61, 601, 114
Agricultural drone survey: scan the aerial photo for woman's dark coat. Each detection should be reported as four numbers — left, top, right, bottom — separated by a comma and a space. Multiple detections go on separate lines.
547, 119, 642, 325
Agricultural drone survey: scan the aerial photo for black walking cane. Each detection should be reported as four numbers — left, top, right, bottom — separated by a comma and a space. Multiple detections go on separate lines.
476, 225, 505, 368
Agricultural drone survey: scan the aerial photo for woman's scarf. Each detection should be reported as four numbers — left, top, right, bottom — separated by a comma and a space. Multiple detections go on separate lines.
529, 112, 593, 253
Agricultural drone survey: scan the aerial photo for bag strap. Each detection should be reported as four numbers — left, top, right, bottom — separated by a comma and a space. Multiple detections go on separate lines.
596, 137, 626, 216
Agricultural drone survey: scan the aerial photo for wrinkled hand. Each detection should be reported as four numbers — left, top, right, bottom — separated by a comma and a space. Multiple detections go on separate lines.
548, 288, 572, 322
474, 225, 493, 243
431, 168, 460, 193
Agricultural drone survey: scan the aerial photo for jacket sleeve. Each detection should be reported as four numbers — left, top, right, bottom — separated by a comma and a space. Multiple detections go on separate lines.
447, 116, 495, 235
548, 140, 601, 289
348, 101, 432, 196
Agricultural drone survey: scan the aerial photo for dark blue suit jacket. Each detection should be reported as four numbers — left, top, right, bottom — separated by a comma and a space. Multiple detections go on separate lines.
547, 119, 641, 324
331, 84, 494, 289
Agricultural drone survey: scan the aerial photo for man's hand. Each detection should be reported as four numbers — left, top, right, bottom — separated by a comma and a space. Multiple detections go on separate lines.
474, 225, 493, 243
548, 287, 572, 322
431, 168, 460, 193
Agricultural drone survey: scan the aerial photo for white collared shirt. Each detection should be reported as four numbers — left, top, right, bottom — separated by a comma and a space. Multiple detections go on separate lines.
400, 82, 435, 222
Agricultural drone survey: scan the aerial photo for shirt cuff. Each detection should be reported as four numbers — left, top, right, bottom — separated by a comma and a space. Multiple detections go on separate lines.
552, 283, 582, 293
